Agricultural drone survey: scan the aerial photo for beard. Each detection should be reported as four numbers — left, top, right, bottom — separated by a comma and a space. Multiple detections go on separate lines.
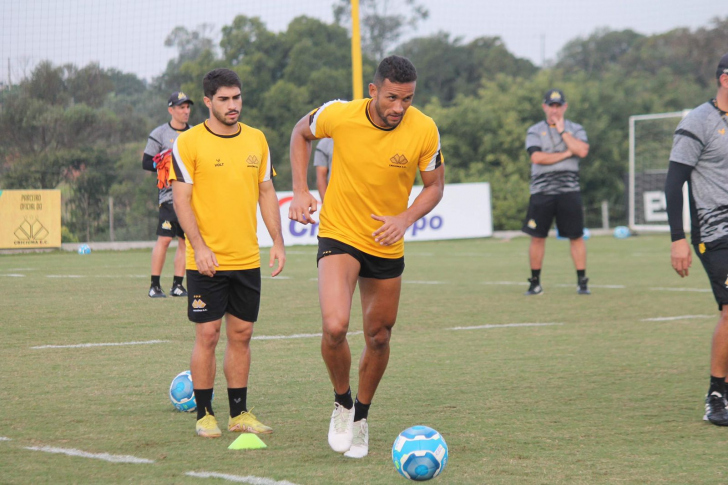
373, 101, 402, 128
212, 107, 240, 126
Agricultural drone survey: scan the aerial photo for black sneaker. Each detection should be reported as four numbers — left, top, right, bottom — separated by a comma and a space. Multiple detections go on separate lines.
524, 277, 543, 296
704, 392, 728, 426
170, 283, 188, 297
577, 277, 591, 295
149, 285, 166, 298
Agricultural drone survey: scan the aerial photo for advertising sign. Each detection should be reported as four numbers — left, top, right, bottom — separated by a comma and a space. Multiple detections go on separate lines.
257, 182, 492, 247
0, 190, 62, 249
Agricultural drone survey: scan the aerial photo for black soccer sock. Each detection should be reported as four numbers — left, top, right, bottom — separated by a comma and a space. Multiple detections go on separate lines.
228, 387, 248, 417
173, 275, 184, 286
194, 388, 214, 420
709, 376, 727, 396
577, 269, 586, 280
353, 396, 371, 422
151, 275, 161, 287
531, 269, 541, 281
334, 387, 354, 409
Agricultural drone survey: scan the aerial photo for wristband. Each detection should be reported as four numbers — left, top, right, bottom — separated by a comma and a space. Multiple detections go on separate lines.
559, 130, 566, 135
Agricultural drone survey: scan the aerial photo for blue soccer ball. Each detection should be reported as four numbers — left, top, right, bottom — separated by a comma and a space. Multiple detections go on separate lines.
392, 426, 448, 481
77, 244, 91, 255
614, 226, 631, 239
169, 370, 212, 412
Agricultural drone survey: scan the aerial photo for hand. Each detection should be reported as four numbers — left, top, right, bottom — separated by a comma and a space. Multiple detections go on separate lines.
371, 213, 408, 246
269, 241, 286, 277
554, 116, 565, 134
194, 244, 219, 277
288, 191, 318, 225
670, 239, 692, 277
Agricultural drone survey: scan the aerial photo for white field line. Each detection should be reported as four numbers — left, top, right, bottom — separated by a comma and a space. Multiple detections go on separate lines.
187, 471, 299, 485
641, 315, 711, 322
24, 446, 154, 464
262, 276, 291, 280
253, 331, 363, 341
32, 340, 170, 350
0, 274, 25, 277
46, 275, 84, 278
8, 267, 35, 270
649, 287, 711, 293
0, 437, 10, 441
448, 322, 563, 331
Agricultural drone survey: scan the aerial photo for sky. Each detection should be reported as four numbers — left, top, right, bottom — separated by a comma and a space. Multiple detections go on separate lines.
1, 0, 726, 84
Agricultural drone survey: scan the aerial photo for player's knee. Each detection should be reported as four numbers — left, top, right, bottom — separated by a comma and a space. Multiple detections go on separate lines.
366, 324, 393, 350
196, 327, 221, 348
322, 322, 348, 346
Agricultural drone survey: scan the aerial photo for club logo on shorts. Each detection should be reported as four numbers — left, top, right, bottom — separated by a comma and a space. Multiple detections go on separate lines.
528, 219, 537, 229
389, 154, 408, 168
724, 275, 728, 288
162, 220, 172, 230
246, 155, 259, 168
192, 297, 207, 311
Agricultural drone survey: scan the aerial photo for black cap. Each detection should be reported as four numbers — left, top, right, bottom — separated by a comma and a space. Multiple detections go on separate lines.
543, 89, 566, 106
168, 91, 193, 107
717, 53, 728, 80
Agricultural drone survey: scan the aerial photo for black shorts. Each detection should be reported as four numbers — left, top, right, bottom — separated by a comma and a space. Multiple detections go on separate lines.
694, 240, 728, 310
522, 192, 584, 239
317, 237, 404, 279
186, 268, 261, 323
157, 202, 185, 239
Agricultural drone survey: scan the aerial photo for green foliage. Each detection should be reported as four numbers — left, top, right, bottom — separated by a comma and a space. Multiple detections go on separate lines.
2, 12, 727, 235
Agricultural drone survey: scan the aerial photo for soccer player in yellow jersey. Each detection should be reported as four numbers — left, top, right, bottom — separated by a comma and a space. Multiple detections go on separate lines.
169, 68, 286, 438
289, 56, 445, 458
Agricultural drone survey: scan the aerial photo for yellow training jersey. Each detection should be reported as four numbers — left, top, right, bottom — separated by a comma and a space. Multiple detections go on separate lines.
310, 98, 443, 258
169, 121, 273, 271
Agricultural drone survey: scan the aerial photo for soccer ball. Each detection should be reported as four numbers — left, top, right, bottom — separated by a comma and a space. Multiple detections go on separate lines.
614, 225, 631, 239
392, 425, 448, 481
169, 370, 212, 412
77, 244, 91, 255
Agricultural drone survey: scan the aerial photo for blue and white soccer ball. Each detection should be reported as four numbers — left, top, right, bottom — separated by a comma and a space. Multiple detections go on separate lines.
77, 244, 91, 255
392, 425, 448, 481
614, 225, 631, 239
169, 370, 212, 412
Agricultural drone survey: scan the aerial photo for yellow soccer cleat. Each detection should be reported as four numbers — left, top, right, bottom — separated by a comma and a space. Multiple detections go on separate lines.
228, 408, 273, 434
196, 411, 222, 438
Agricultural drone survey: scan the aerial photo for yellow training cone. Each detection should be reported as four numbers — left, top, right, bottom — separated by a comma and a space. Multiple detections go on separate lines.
228, 433, 267, 450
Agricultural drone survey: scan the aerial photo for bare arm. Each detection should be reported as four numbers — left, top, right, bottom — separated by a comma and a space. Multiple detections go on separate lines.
258, 179, 286, 277
172, 180, 218, 277
371, 164, 445, 246
288, 115, 319, 224
553, 116, 589, 158
561, 132, 589, 158
530, 150, 574, 165
316, 166, 329, 201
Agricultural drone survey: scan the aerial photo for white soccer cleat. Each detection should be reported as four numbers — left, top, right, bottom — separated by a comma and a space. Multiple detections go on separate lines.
344, 419, 369, 458
328, 403, 354, 453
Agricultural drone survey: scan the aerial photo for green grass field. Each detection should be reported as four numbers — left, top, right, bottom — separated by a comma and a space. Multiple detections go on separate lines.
1, 235, 726, 484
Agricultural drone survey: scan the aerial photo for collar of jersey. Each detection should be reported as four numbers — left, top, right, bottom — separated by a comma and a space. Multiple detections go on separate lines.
168, 122, 191, 133
365, 99, 397, 132
711, 98, 728, 116
203, 120, 242, 138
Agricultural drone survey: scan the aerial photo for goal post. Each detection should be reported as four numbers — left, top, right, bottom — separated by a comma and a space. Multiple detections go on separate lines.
628, 110, 692, 233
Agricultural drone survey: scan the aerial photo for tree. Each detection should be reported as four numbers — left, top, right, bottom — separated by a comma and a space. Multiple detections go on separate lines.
333, 0, 429, 60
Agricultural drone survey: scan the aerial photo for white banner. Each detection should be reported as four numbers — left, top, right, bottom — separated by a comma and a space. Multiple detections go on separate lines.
257, 182, 492, 247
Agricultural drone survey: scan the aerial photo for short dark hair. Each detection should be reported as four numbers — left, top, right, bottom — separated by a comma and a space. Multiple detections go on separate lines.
203, 68, 242, 99
373, 55, 417, 86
